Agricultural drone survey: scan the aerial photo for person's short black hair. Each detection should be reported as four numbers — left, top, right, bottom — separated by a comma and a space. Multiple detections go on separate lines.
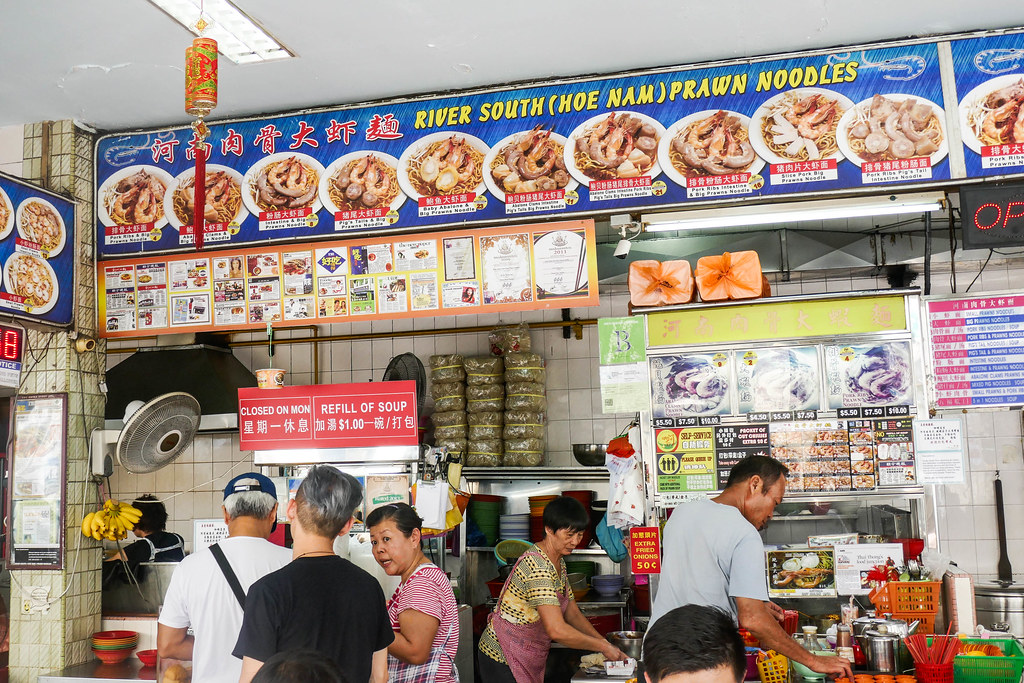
725, 455, 789, 491
133, 494, 168, 533
643, 605, 746, 682
251, 649, 349, 683
542, 496, 589, 534
366, 502, 422, 537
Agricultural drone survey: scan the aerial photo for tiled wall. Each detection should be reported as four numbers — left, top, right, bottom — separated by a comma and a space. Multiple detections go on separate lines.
107, 249, 1024, 581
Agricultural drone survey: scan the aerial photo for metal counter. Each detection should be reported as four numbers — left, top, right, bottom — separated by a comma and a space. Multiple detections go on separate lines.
38, 659, 152, 682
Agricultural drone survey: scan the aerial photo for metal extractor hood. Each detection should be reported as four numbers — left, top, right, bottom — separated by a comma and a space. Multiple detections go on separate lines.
105, 344, 257, 432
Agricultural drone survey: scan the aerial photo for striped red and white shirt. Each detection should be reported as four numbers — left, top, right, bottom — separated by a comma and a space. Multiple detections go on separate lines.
387, 563, 459, 682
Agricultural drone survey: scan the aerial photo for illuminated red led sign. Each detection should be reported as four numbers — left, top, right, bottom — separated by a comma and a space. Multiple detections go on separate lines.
961, 182, 1024, 250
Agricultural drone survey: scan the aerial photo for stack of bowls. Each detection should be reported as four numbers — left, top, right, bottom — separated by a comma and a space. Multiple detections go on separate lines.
499, 513, 529, 541
565, 560, 597, 581
562, 490, 595, 548
592, 574, 625, 597
468, 494, 505, 546
92, 630, 139, 664
528, 495, 557, 541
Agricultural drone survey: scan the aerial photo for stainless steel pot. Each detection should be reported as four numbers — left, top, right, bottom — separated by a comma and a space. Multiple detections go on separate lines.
974, 580, 1024, 637
862, 630, 901, 673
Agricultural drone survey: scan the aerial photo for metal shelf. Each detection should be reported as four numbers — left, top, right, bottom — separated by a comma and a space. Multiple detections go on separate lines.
467, 546, 607, 555
774, 514, 859, 521
463, 466, 609, 481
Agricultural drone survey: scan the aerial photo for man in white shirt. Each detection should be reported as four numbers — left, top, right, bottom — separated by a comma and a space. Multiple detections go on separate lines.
157, 473, 291, 683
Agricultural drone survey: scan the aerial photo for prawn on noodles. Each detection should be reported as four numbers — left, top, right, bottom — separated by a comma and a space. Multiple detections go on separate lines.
669, 111, 757, 177
572, 112, 659, 181
406, 136, 484, 197
846, 94, 944, 162
490, 126, 570, 195
760, 91, 844, 161
7, 254, 54, 308
172, 170, 243, 225
249, 156, 319, 212
20, 201, 63, 251
964, 78, 1024, 146
104, 169, 167, 225
329, 155, 400, 210
0, 194, 10, 231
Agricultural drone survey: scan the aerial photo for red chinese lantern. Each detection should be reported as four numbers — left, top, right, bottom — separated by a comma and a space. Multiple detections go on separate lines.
185, 35, 218, 250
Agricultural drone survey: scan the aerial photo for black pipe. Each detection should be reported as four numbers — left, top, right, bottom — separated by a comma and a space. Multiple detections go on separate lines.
923, 212, 932, 295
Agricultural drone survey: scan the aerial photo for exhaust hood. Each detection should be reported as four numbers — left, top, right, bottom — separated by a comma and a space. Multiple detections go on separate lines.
105, 344, 257, 431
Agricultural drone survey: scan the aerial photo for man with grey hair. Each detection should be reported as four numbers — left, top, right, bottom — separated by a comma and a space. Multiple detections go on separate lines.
157, 472, 291, 683
235, 465, 393, 683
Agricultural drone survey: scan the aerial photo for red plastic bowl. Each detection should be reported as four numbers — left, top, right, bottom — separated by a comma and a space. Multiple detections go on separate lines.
136, 649, 158, 667
94, 647, 134, 665
93, 630, 138, 641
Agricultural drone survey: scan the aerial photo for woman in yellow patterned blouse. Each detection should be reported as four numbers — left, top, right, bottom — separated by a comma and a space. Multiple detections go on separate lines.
477, 496, 627, 683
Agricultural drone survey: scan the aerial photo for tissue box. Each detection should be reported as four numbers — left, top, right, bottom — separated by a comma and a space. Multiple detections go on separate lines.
605, 659, 637, 678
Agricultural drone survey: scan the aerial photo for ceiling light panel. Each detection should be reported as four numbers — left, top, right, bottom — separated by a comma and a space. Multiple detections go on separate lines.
148, 0, 293, 64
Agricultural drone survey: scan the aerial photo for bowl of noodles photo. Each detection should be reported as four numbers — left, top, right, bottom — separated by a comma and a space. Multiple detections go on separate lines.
0, 186, 13, 241
837, 94, 947, 167
165, 165, 247, 231
749, 88, 854, 164
958, 75, 1024, 153
98, 165, 174, 229
397, 132, 489, 201
16, 197, 66, 257
564, 111, 665, 185
482, 126, 577, 203
319, 151, 405, 215
242, 152, 325, 217
658, 110, 765, 188
3, 252, 58, 313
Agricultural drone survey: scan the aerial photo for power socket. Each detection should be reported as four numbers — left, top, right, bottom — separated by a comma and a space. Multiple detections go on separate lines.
21, 586, 50, 614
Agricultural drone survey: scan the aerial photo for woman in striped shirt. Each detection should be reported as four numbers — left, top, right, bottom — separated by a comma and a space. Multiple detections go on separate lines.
368, 503, 459, 683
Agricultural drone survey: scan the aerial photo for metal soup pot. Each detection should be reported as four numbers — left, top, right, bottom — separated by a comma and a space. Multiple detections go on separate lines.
862, 630, 901, 674
974, 581, 1024, 637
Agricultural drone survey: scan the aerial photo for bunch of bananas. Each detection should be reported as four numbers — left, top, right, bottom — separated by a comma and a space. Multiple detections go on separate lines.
81, 499, 143, 542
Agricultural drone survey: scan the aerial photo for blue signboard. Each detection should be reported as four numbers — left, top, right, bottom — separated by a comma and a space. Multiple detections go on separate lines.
0, 172, 75, 326
97, 37, 968, 259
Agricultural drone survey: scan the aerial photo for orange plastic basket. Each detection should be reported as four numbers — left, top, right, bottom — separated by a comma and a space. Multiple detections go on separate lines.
893, 610, 936, 634
869, 580, 941, 613
757, 650, 790, 683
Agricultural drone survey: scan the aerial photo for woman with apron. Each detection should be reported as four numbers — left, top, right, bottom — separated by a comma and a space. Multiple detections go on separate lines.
103, 494, 185, 586
478, 496, 627, 683
368, 503, 460, 683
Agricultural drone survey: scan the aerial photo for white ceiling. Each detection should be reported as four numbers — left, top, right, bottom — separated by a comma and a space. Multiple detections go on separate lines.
3, 1, 1024, 132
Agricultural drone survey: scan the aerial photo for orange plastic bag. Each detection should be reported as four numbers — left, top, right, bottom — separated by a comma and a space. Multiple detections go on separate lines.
628, 260, 694, 307
695, 251, 763, 301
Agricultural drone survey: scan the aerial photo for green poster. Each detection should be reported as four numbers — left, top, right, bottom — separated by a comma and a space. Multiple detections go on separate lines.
598, 317, 646, 365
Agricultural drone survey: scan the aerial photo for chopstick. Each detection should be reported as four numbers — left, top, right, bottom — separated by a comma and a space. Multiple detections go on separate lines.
905, 628, 961, 665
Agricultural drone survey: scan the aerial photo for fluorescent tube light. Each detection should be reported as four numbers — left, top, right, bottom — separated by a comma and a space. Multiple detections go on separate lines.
642, 192, 946, 233
148, 0, 293, 64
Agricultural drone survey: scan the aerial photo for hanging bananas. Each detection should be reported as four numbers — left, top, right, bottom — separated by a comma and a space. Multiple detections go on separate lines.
80, 500, 144, 542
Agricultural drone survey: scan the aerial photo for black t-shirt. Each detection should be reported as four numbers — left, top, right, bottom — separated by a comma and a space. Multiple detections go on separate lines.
233, 555, 394, 681
123, 531, 185, 564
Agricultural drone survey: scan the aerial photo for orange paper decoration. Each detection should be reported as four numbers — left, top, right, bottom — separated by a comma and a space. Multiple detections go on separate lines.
695, 251, 764, 301
628, 260, 695, 307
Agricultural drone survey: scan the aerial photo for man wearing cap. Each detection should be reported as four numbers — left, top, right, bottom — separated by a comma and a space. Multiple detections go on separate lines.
157, 473, 291, 683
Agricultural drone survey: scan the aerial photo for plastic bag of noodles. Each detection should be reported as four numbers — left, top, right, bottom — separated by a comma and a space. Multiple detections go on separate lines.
505, 382, 547, 412
468, 423, 503, 440
435, 439, 467, 457
431, 381, 466, 412
503, 352, 545, 384
466, 439, 503, 467
465, 356, 504, 386
429, 354, 465, 382
432, 410, 467, 440
489, 323, 532, 356
503, 411, 545, 440
466, 384, 504, 413
503, 438, 545, 467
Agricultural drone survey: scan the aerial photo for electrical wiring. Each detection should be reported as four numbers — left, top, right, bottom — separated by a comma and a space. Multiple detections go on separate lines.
964, 249, 994, 293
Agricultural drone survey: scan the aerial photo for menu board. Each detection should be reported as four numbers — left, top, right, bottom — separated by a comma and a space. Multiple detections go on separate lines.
96, 30, 1024, 259
0, 172, 76, 326
654, 426, 716, 493
950, 33, 1024, 177
925, 293, 1024, 409
737, 346, 820, 413
767, 548, 837, 597
770, 420, 853, 492
825, 341, 914, 409
713, 424, 770, 488
873, 418, 917, 486
649, 353, 731, 419
98, 220, 597, 337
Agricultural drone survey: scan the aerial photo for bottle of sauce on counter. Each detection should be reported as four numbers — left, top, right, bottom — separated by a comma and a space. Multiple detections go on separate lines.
835, 625, 855, 664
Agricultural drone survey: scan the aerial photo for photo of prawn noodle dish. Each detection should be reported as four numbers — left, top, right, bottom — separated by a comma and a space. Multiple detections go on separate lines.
407, 135, 484, 197
670, 111, 757, 176
19, 201, 63, 252
172, 169, 242, 225
491, 125, 571, 195
762, 91, 845, 161
7, 254, 55, 308
329, 155, 400, 210
0, 191, 10, 233
966, 77, 1024, 146
573, 112, 659, 180
251, 156, 319, 211
104, 168, 167, 225
772, 552, 834, 590
846, 94, 944, 161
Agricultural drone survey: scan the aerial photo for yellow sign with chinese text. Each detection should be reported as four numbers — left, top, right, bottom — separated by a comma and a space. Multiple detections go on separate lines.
646, 295, 907, 347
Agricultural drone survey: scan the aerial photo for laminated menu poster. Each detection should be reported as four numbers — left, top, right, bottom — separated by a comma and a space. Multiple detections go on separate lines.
654, 426, 716, 493
649, 353, 731, 419
713, 424, 770, 489
847, 419, 879, 490
97, 219, 598, 337
737, 346, 820, 413
769, 420, 852, 492
767, 548, 837, 597
825, 341, 914, 409
873, 418, 917, 486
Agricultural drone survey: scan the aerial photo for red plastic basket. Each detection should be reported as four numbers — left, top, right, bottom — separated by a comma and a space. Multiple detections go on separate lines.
915, 662, 953, 683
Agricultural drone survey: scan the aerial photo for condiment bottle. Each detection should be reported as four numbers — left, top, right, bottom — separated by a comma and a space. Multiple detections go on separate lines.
800, 625, 821, 651
835, 624, 855, 663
